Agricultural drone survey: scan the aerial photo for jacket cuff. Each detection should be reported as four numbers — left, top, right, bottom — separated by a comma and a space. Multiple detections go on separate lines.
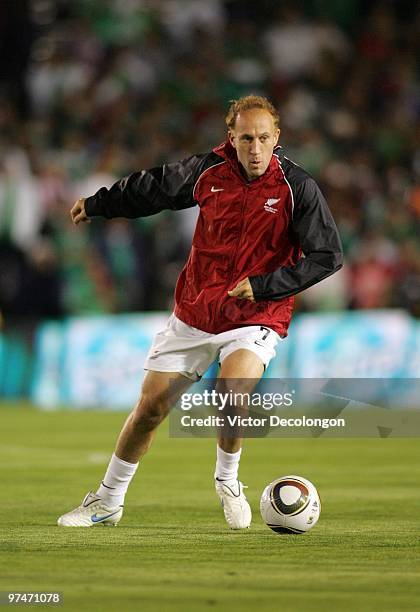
249, 275, 269, 301
84, 195, 103, 217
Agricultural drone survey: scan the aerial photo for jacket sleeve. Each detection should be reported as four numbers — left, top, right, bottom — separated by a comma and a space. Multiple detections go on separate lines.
249, 177, 343, 301
84, 154, 207, 219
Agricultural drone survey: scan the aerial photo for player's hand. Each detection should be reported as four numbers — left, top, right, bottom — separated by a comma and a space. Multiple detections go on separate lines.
70, 198, 90, 225
228, 278, 255, 302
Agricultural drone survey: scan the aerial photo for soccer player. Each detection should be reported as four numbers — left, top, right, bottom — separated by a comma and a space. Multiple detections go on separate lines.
58, 95, 343, 528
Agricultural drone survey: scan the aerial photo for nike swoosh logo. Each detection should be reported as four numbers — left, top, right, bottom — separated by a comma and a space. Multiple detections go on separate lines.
211, 186, 224, 192
91, 510, 120, 523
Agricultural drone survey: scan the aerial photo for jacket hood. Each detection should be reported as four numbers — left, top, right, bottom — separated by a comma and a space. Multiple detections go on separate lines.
212, 139, 239, 165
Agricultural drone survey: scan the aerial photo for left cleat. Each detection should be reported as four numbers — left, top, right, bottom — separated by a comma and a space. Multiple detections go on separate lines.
57, 492, 123, 527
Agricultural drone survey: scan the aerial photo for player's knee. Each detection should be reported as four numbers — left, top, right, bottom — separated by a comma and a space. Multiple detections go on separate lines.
216, 378, 257, 402
131, 394, 168, 432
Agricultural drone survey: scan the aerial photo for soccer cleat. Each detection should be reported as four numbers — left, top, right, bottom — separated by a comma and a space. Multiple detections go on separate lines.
57, 492, 123, 527
215, 479, 252, 529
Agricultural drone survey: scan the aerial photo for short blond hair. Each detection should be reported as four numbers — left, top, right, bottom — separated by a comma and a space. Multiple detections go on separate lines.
225, 95, 280, 130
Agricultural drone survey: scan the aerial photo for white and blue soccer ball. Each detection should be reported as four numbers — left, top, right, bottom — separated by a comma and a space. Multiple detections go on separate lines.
260, 475, 321, 535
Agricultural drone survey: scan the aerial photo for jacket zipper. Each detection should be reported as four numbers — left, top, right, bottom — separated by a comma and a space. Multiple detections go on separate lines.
215, 184, 249, 322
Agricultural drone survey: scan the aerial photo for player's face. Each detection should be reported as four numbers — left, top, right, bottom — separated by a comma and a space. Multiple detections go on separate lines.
229, 109, 280, 181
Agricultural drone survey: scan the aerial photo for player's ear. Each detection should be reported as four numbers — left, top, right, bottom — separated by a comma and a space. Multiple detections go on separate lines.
228, 129, 236, 148
274, 128, 281, 146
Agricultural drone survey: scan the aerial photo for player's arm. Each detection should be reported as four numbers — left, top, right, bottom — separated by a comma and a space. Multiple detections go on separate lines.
249, 177, 343, 301
71, 155, 209, 224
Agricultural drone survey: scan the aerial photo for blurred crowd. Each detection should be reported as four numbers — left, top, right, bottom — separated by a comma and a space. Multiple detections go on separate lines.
0, 0, 419, 326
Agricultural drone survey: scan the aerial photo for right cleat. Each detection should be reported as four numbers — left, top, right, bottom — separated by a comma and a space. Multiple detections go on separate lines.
57, 492, 123, 527
215, 479, 252, 529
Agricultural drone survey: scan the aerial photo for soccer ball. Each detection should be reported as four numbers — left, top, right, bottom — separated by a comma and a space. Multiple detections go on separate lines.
260, 475, 321, 535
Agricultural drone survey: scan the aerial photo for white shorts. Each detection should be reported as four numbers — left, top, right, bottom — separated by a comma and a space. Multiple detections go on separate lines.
144, 314, 281, 381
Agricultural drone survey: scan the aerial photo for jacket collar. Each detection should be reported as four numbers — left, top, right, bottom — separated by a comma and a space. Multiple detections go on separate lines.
213, 141, 284, 183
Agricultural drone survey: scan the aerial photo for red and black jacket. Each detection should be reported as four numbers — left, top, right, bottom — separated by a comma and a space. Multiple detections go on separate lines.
85, 142, 343, 337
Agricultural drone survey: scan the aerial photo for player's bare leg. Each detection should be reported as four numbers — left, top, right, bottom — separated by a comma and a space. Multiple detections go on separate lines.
217, 348, 264, 452
58, 371, 192, 526
214, 349, 264, 529
115, 371, 192, 463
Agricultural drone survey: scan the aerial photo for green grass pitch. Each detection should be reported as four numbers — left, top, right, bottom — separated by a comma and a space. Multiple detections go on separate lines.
1, 404, 419, 612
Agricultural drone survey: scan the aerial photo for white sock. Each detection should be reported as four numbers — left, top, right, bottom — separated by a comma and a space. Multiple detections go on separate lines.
214, 446, 242, 484
96, 453, 139, 507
